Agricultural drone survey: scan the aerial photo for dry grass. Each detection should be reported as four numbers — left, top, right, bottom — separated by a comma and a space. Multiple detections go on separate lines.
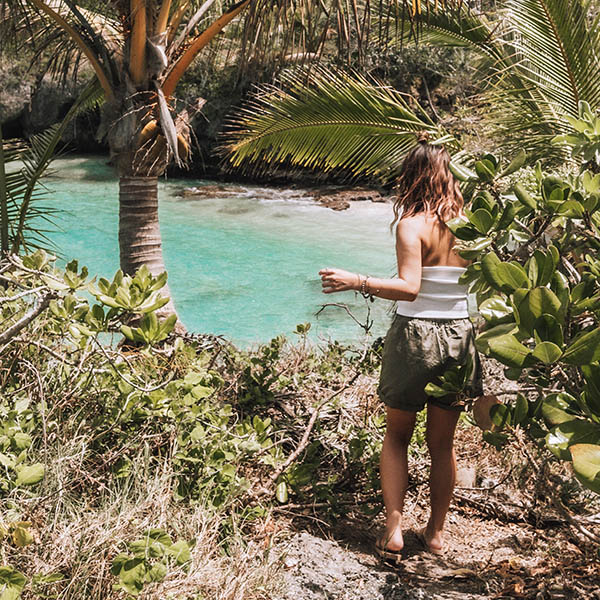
8, 459, 281, 600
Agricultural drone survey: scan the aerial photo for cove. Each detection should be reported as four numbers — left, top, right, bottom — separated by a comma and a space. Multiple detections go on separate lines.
44, 156, 397, 346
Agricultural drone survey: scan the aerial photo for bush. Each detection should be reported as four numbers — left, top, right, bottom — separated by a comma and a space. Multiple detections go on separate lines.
446, 101, 600, 495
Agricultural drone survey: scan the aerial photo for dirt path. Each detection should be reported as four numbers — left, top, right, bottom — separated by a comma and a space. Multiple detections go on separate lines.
273, 508, 595, 600
275, 530, 489, 599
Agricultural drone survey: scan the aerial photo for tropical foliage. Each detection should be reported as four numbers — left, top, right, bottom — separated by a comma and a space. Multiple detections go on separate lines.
0, 249, 386, 597
224, 0, 600, 176
441, 102, 600, 497
386, 0, 600, 160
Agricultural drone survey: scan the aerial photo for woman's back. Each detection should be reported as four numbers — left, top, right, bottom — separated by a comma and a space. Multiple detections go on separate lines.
401, 213, 468, 269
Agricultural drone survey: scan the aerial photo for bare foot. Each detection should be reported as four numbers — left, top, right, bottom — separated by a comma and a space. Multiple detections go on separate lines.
379, 521, 404, 553
418, 526, 444, 555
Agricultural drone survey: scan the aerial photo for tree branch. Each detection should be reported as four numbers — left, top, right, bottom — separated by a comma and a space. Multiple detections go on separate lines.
0, 293, 53, 344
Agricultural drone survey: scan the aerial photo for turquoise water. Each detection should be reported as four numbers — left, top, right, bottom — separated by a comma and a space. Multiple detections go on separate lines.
45, 156, 397, 346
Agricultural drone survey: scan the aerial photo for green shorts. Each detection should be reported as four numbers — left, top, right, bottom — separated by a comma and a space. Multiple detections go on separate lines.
377, 314, 483, 412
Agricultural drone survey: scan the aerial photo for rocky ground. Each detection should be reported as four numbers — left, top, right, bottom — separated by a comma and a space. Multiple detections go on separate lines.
271, 449, 599, 600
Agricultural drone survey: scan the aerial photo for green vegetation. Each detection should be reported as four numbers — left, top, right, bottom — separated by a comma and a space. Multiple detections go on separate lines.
2, 0, 600, 596
0, 251, 388, 597
443, 102, 600, 499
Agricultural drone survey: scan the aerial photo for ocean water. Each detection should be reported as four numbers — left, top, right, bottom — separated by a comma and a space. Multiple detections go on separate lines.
44, 156, 397, 346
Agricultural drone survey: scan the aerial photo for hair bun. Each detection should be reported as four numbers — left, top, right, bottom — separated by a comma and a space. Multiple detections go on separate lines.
416, 131, 430, 144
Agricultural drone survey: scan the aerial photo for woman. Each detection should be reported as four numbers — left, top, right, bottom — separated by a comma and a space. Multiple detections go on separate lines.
319, 133, 482, 562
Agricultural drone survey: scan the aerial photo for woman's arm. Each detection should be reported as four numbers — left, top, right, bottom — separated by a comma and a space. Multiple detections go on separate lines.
319, 218, 423, 301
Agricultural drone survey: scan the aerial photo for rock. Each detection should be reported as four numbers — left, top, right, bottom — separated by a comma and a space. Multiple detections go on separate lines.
456, 466, 477, 488
0, 64, 34, 124
313, 186, 391, 211
22, 75, 80, 137
180, 184, 245, 198
316, 197, 351, 211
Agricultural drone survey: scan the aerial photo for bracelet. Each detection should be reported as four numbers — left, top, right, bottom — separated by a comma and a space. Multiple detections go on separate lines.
359, 275, 381, 301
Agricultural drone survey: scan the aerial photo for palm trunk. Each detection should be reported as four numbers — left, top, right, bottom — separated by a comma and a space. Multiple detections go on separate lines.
118, 176, 180, 323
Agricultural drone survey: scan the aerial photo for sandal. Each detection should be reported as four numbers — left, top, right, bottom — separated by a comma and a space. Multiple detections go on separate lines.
415, 528, 445, 556
374, 538, 403, 565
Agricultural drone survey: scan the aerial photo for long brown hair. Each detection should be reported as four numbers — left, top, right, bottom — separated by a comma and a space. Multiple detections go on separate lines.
391, 133, 463, 227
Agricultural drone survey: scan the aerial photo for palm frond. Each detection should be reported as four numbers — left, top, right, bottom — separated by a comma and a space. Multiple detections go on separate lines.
1, 0, 121, 90
222, 66, 455, 183
381, 0, 600, 164
1, 80, 104, 254
504, 0, 600, 114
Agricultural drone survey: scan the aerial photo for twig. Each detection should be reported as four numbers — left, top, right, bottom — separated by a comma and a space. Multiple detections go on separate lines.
13, 337, 77, 366
514, 214, 553, 258
0, 293, 53, 344
455, 466, 514, 491
548, 492, 600, 544
269, 371, 361, 484
315, 301, 373, 334
0, 286, 46, 303
91, 337, 175, 393
513, 428, 540, 474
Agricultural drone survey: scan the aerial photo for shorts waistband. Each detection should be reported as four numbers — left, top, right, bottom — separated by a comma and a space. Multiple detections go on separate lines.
393, 314, 473, 325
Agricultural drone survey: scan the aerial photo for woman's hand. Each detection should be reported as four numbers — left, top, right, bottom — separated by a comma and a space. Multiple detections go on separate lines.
319, 268, 360, 294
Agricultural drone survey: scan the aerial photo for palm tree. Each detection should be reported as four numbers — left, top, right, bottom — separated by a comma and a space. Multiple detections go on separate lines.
223, 0, 600, 176
3, 0, 263, 319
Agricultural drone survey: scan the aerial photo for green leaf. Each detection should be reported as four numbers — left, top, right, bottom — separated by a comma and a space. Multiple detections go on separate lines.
497, 201, 518, 230
424, 382, 453, 398
570, 444, 600, 493
470, 209, 495, 234
532, 341, 562, 364
15, 463, 45, 486
583, 170, 600, 194
146, 562, 167, 582
542, 393, 576, 426
487, 334, 532, 368
0, 566, 26, 600
513, 183, 536, 210
546, 420, 600, 461
475, 323, 519, 354
446, 215, 482, 241
533, 314, 563, 346
479, 297, 513, 323
475, 159, 496, 182
557, 200, 584, 218
480, 252, 504, 292
513, 394, 529, 425
490, 403, 511, 429
167, 540, 192, 565
115, 558, 147, 595
500, 149, 527, 177
527, 287, 563, 327
532, 250, 555, 286
276, 480, 288, 503
11, 522, 33, 547
449, 161, 478, 182
562, 327, 600, 365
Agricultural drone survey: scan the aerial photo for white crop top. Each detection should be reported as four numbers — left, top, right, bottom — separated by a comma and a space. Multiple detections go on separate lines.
395, 266, 469, 319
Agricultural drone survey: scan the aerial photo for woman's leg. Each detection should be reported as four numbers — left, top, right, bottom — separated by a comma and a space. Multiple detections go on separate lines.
379, 406, 417, 551
423, 404, 461, 552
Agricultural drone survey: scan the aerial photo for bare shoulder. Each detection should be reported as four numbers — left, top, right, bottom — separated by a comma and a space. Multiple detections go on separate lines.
395, 215, 428, 241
